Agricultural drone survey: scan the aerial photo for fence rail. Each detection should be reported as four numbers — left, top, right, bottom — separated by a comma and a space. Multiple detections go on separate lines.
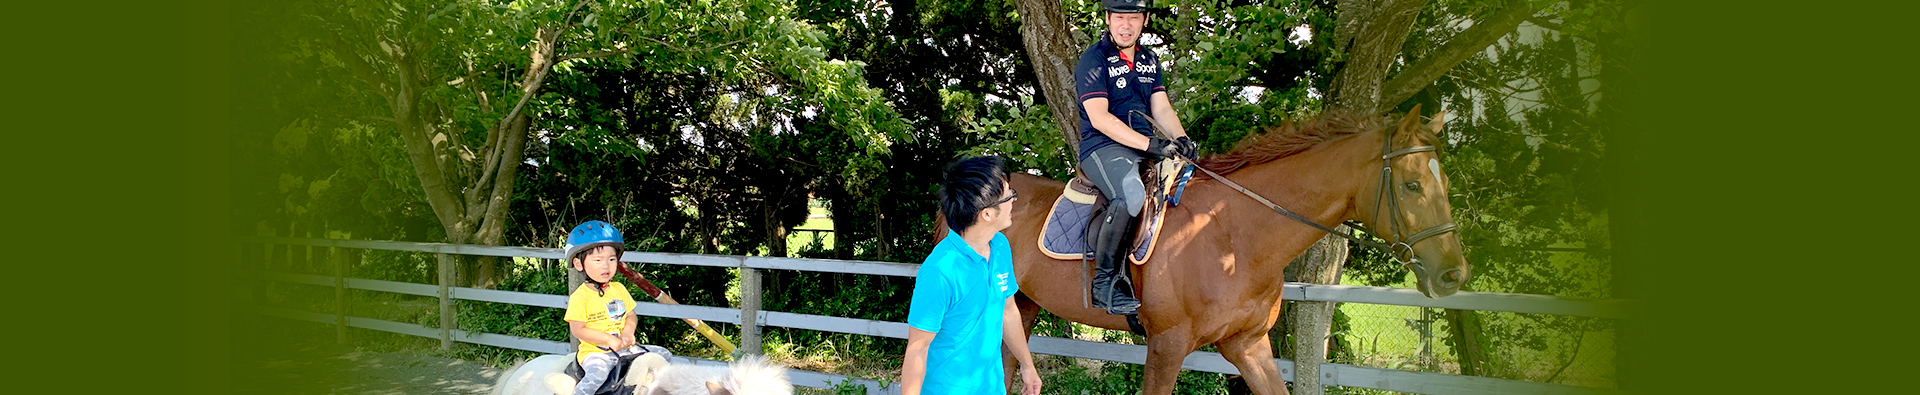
246, 236, 1631, 395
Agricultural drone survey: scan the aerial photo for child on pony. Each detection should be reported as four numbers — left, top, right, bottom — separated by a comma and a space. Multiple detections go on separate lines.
561, 220, 671, 395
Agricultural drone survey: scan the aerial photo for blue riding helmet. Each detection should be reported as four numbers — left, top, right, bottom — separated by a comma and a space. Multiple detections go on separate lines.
1103, 0, 1149, 13
564, 220, 625, 261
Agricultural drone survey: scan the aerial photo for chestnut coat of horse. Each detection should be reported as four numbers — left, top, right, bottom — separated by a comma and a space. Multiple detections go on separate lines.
980, 109, 1467, 395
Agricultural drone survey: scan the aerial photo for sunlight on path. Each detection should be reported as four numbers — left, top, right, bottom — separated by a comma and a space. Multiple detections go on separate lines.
237, 344, 502, 394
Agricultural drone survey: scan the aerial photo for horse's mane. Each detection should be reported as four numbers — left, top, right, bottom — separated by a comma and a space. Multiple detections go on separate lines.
1192, 109, 1427, 176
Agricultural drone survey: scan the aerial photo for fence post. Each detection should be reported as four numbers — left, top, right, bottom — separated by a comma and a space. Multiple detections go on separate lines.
567, 255, 583, 352
437, 251, 455, 351
334, 247, 353, 344
739, 264, 762, 356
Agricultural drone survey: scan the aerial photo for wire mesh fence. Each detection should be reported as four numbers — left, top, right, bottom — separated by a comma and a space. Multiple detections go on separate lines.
1309, 301, 1619, 393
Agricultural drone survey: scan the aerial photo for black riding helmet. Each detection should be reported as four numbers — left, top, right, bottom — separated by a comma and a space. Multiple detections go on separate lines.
1103, 0, 1149, 13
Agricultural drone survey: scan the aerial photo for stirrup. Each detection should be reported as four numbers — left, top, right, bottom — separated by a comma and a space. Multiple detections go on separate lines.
1104, 278, 1140, 315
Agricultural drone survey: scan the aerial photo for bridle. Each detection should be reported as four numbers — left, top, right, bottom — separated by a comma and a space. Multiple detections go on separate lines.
1174, 120, 1456, 266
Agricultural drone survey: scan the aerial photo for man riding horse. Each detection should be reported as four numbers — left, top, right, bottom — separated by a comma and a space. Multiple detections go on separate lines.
1075, 0, 1196, 315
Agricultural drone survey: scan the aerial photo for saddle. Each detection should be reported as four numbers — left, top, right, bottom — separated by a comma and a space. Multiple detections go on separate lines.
563, 346, 670, 394
1037, 159, 1194, 265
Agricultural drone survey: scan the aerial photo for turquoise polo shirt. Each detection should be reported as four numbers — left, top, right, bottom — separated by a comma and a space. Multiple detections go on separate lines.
907, 229, 1018, 394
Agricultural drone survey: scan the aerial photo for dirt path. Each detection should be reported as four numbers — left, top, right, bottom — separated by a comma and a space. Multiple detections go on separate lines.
234, 344, 502, 394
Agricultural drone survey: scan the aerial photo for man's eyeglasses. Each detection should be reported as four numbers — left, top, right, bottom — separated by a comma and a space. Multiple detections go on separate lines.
991, 190, 1018, 206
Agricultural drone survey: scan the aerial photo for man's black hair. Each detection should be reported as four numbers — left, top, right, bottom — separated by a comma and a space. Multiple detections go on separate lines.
938, 156, 1010, 233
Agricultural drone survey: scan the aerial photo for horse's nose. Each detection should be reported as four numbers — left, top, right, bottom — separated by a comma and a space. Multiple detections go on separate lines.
1439, 267, 1465, 290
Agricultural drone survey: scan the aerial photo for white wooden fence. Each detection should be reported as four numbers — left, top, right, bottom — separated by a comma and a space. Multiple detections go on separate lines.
246, 236, 1637, 395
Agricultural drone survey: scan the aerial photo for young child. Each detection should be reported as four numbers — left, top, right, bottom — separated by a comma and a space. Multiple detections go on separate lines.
562, 220, 669, 395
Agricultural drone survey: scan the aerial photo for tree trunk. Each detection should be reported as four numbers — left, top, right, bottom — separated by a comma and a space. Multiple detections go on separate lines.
350, 22, 553, 289
1375, 1, 1536, 114
1283, 227, 1351, 395
1597, 2, 1648, 390
764, 197, 789, 258
1445, 308, 1489, 376
1328, 0, 1429, 112
873, 200, 891, 259
1015, 0, 1086, 157
831, 203, 850, 259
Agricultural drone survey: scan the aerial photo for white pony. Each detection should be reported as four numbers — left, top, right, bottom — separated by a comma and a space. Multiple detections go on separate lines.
642, 355, 790, 395
493, 353, 790, 395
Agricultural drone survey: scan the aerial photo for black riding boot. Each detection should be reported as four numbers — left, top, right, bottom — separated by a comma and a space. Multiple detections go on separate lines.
1089, 207, 1141, 315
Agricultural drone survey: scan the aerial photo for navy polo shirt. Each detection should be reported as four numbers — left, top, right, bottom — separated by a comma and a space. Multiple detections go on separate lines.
1075, 31, 1168, 161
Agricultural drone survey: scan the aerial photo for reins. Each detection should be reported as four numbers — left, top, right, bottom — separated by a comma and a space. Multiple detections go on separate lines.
1136, 111, 1456, 265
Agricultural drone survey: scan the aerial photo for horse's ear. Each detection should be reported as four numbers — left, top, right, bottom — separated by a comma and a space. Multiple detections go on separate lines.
1427, 110, 1447, 134
705, 380, 730, 395
1396, 104, 1424, 140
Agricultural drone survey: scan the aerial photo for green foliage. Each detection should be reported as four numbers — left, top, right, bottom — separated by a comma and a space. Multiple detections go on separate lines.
1042, 360, 1229, 395
960, 93, 1077, 181
458, 264, 573, 343
823, 376, 891, 395
1157, 0, 1339, 153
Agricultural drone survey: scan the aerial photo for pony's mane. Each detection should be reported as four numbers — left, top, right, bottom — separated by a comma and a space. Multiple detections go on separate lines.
1193, 109, 1430, 175
712, 355, 790, 395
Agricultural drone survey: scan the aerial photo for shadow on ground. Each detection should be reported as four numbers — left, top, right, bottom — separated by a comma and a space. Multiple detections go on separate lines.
233, 343, 502, 394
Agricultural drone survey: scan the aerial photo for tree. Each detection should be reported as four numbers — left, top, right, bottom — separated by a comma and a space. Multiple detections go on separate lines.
288, 0, 654, 287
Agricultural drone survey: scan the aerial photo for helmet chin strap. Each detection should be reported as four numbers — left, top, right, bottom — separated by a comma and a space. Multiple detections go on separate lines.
1107, 30, 1137, 51
574, 261, 610, 297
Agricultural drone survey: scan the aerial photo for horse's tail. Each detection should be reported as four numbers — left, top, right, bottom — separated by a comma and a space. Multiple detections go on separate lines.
931, 212, 949, 243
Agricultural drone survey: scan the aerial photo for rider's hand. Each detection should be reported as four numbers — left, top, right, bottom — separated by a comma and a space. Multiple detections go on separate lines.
1175, 136, 1197, 159
1147, 137, 1182, 160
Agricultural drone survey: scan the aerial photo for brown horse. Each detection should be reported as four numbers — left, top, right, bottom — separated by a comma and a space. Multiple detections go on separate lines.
984, 109, 1466, 394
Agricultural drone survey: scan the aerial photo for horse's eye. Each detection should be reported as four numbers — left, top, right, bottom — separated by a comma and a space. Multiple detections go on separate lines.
1404, 181, 1422, 192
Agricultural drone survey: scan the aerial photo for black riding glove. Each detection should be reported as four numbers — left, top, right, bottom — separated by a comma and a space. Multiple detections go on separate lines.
1147, 137, 1182, 160
1175, 136, 1197, 159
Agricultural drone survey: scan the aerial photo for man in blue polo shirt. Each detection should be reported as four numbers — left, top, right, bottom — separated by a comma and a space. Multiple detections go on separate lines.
903, 156, 1041, 395
1075, 0, 1196, 315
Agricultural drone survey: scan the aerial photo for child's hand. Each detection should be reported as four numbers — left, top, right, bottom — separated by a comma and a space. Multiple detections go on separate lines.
608, 333, 634, 350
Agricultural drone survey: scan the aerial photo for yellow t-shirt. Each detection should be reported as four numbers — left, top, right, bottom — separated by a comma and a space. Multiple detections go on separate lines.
564, 282, 638, 363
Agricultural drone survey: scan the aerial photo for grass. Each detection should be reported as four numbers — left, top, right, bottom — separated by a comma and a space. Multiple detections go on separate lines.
1328, 249, 1618, 390
788, 204, 836, 251
1334, 272, 1461, 374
